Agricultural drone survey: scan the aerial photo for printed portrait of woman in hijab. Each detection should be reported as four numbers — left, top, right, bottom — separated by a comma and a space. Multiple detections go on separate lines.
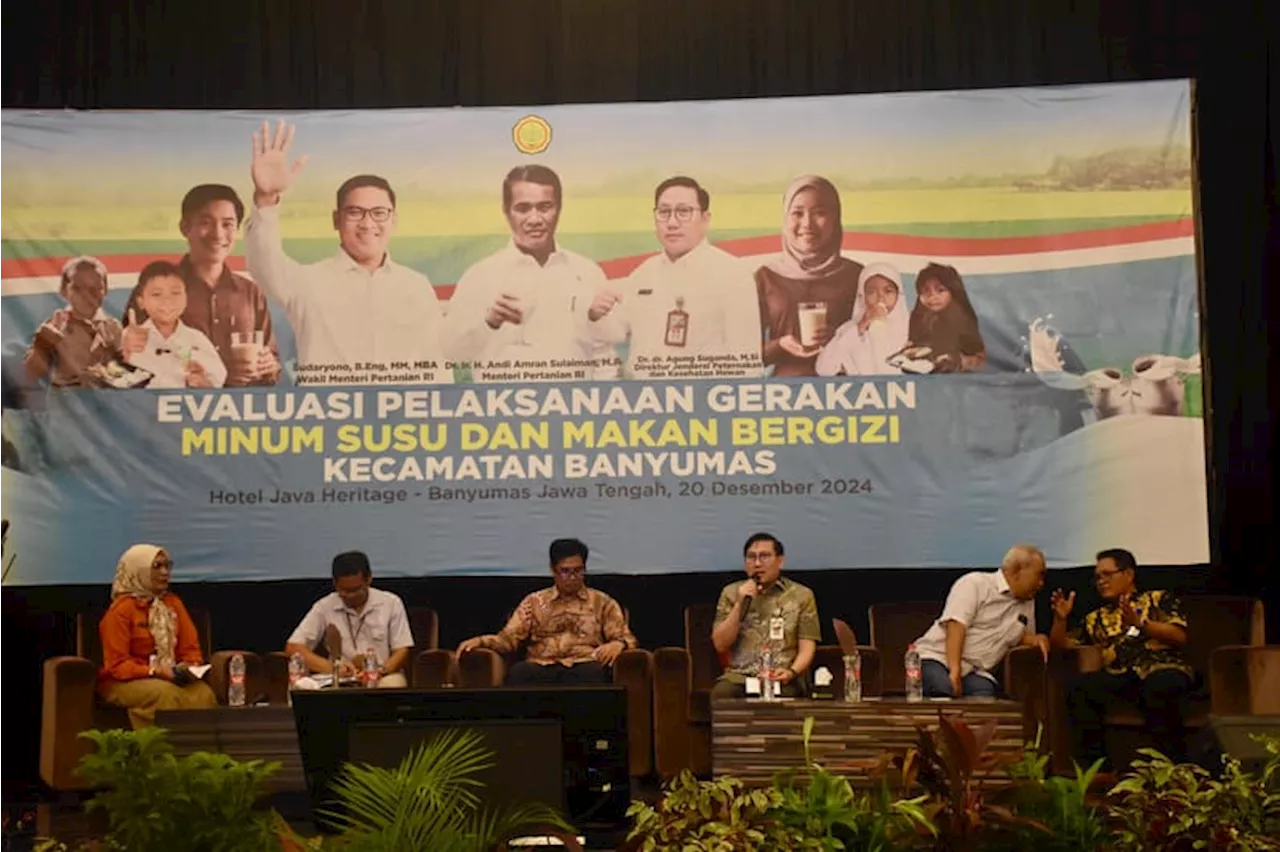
755, 176, 863, 378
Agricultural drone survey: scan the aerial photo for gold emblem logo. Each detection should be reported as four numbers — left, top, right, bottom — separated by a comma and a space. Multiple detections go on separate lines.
512, 115, 552, 155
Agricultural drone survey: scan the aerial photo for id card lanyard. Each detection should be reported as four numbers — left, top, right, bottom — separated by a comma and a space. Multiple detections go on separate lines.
664, 296, 689, 347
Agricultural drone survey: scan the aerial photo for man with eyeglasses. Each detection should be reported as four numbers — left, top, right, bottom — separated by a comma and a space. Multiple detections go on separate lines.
914, 544, 1050, 698
455, 538, 637, 685
244, 120, 448, 384
589, 176, 763, 380
710, 533, 820, 699
1050, 548, 1193, 767
285, 550, 414, 688
443, 165, 614, 382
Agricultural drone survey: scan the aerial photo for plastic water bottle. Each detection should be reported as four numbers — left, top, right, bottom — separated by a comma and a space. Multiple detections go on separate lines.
228, 653, 246, 707
362, 647, 378, 687
843, 650, 862, 702
904, 643, 923, 702
760, 646, 776, 702
287, 652, 306, 705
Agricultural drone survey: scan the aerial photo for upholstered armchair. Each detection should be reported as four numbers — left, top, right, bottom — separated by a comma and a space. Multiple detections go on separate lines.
265, 606, 440, 702
1046, 595, 1267, 773
40, 608, 258, 791
416, 613, 654, 780
868, 600, 1046, 742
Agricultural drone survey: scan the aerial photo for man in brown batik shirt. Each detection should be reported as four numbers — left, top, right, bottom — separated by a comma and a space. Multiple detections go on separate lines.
457, 538, 638, 685
173, 184, 281, 385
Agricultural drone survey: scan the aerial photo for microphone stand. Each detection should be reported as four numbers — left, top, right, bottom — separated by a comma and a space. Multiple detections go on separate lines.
0, 516, 13, 591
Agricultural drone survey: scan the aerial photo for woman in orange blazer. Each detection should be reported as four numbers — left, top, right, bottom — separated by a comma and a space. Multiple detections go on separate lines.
98, 543, 217, 728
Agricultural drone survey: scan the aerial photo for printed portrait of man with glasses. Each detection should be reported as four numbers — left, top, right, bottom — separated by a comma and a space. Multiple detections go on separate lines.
588, 176, 764, 380
243, 120, 449, 384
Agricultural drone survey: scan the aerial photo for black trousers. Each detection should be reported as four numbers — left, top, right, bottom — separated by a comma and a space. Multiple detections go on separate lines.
1067, 668, 1193, 768
505, 660, 611, 686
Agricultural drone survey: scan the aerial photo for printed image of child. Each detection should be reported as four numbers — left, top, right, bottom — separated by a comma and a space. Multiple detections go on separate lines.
23, 256, 123, 388
905, 262, 987, 373
122, 261, 227, 389
816, 262, 910, 376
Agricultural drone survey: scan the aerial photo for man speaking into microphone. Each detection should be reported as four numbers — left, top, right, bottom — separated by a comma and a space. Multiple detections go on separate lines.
709, 533, 821, 699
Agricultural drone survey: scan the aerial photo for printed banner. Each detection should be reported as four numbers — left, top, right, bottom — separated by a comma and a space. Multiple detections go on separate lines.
0, 81, 1208, 584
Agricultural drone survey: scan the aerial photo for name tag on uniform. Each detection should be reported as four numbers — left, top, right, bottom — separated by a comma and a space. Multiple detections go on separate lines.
769, 616, 785, 642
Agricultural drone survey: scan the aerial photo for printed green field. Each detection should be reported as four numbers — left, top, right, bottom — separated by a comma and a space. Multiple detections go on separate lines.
0, 214, 1189, 284
1, 188, 1193, 243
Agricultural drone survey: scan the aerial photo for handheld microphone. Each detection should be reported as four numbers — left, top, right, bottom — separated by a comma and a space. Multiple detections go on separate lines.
741, 575, 763, 618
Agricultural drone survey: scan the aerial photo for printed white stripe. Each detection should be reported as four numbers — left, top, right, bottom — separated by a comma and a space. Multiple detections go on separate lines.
827, 236, 1195, 276
0, 236, 1195, 297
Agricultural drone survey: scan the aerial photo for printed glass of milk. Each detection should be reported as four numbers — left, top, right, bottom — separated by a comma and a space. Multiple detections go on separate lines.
512, 293, 539, 346
797, 301, 828, 348
231, 330, 265, 366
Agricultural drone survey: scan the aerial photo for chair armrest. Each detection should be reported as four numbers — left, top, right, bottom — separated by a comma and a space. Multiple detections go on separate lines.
415, 649, 458, 688
208, 650, 263, 705
1048, 644, 1104, 676
264, 652, 291, 705
458, 648, 504, 687
1005, 645, 1048, 741
1005, 646, 1047, 701
1211, 645, 1280, 715
652, 647, 693, 779
1045, 645, 1104, 772
41, 656, 98, 791
613, 649, 653, 778
858, 646, 883, 696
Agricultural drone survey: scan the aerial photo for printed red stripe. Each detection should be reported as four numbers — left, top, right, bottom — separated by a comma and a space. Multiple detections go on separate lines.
0, 218, 1193, 282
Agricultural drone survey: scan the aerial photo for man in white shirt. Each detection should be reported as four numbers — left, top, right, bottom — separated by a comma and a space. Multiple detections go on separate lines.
914, 544, 1050, 697
244, 120, 449, 384
589, 176, 763, 380
285, 551, 414, 688
442, 165, 614, 382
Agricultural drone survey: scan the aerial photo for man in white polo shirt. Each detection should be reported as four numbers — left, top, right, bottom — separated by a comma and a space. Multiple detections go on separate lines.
244, 120, 448, 384
442, 164, 614, 382
285, 551, 414, 687
914, 543, 1050, 697
589, 176, 763, 380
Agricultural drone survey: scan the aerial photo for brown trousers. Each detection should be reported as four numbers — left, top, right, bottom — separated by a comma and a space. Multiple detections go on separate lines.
101, 678, 218, 729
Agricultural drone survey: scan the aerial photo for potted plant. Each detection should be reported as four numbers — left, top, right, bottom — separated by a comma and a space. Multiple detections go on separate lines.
35, 726, 578, 852
293, 727, 576, 851
34, 727, 283, 852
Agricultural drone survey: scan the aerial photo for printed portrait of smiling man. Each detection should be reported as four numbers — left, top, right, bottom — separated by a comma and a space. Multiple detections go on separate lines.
171, 183, 282, 386
243, 120, 449, 384
442, 164, 614, 381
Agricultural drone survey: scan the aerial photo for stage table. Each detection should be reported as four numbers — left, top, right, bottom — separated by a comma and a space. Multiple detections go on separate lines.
156, 705, 306, 793
711, 696, 1028, 787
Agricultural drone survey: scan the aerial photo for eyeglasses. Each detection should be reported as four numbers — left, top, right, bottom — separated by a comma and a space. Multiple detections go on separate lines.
1094, 567, 1131, 584
654, 205, 700, 223
152, 559, 173, 571
341, 206, 393, 223
555, 566, 586, 577
745, 552, 777, 564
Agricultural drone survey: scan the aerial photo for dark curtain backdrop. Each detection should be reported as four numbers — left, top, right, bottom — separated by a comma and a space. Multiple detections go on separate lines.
2, 0, 1275, 792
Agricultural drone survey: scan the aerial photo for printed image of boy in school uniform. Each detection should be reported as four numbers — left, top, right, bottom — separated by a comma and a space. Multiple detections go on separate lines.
121, 261, 227, 389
